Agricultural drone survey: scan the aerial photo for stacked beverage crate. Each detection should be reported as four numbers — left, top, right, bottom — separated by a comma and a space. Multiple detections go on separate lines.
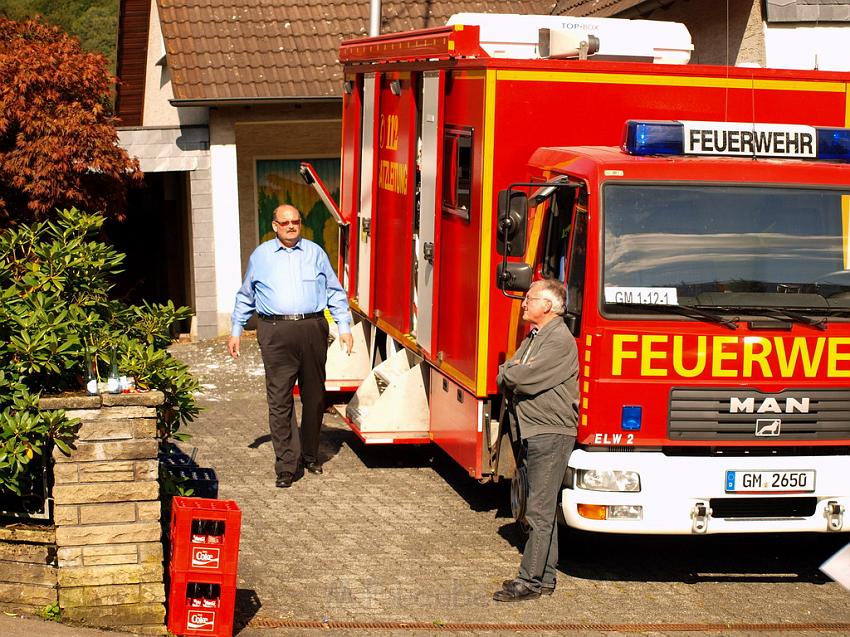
167, 497, 242, 636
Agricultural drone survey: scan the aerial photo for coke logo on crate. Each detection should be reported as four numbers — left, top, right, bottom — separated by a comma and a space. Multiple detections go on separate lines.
191, 546, 221, 568
187, 610, 216, 631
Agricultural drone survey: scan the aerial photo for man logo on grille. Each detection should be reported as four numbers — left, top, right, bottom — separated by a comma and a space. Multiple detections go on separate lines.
730, 396, 809, 414
755, 419, 781, 436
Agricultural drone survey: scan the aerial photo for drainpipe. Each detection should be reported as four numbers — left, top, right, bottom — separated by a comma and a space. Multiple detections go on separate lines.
370, 0, 380, 36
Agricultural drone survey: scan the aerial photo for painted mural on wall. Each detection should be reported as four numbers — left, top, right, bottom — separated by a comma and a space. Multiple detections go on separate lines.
257, 158, 341, 269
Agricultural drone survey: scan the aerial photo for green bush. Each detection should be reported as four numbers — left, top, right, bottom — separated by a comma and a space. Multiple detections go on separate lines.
40, 601, 61, 622
0, 208, 199, 496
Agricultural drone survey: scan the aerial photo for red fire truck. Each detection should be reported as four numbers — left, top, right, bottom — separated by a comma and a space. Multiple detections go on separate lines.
308, 14, 850, 535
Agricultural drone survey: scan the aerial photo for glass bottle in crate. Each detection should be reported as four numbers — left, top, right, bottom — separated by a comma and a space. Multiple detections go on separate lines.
207, 520, 224, 544
202, 584, 221, 608
187, 583, 203, 608
191, 519, 207, 544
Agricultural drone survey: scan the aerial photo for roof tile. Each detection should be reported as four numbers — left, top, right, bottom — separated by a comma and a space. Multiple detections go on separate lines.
157, 0, 555, 100
549, 1, 648, 17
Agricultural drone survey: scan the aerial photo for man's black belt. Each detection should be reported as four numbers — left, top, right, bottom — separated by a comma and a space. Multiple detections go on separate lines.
258, 312, 324, 321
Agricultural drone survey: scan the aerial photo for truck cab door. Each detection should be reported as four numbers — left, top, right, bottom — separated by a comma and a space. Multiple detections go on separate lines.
540, 183, 587, 335
564, 189, 588, 335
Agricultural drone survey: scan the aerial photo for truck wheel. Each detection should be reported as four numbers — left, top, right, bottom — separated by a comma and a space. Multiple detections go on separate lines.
510, 465, 530, 534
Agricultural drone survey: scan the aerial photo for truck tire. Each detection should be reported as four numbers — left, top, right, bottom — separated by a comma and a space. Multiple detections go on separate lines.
510, 465, 530, 534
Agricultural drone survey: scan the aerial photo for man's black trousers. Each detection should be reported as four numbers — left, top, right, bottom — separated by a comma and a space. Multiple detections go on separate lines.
257, 316, 329, 475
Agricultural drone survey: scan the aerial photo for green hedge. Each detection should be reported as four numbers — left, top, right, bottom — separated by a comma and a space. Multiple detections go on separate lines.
0, 208, 199, 495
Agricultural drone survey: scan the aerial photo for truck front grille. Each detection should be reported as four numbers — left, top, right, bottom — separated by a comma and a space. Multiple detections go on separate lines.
668, 388, 850, 441
709, 497, 817, 519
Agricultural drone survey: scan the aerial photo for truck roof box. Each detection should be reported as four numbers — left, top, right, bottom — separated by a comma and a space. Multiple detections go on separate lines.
446, 13, 693, 64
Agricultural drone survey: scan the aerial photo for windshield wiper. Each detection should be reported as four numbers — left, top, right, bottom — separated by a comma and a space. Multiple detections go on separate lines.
695, 292, 831, 330
691, 293, 829, 330
607, 302, 739, 330
736, 307, 827, 331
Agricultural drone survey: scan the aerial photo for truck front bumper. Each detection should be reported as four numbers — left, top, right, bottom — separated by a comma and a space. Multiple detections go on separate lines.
562, 449, 850, 534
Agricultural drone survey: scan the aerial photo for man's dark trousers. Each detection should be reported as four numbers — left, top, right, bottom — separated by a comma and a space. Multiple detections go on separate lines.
518, 432, 575, 592
257, 316, 329, 475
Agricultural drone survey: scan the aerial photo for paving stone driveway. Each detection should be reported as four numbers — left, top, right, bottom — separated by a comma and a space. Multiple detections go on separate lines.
169, 336, 850, 636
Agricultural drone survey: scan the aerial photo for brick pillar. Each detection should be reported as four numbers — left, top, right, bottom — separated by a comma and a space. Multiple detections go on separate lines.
41, 392, 167, 635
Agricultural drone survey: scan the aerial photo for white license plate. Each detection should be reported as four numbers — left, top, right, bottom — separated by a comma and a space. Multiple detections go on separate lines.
725, 470, 816, 493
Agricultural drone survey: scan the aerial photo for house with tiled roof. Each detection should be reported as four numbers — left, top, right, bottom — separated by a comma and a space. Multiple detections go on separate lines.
114, 0, 554, 339
115, 0, 849, 339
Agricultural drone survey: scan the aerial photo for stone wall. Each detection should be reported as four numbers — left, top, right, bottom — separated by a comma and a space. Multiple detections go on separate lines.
39, 391, 167, 635
0, 525, 57, 615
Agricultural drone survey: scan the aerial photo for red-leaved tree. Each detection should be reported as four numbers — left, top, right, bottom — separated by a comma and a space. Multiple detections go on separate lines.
0, 16, 142, 226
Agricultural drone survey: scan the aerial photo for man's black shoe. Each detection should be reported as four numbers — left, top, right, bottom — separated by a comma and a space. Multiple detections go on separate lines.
493, 579, 541, 602
304, 460, 323, 475
502, 579, 553, 595
275, 472, 294, 488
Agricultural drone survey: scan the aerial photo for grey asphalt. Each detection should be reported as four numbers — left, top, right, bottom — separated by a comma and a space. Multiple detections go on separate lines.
5, 333, 849, 637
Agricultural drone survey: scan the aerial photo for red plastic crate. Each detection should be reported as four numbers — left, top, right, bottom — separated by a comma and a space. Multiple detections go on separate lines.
170, 496, 241, 576
167, 571, 237, 637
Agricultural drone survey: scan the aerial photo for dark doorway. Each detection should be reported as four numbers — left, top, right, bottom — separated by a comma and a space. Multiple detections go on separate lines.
106, 171, 193, 335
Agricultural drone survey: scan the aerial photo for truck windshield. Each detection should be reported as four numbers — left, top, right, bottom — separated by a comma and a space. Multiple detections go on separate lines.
602, 184, 850, 315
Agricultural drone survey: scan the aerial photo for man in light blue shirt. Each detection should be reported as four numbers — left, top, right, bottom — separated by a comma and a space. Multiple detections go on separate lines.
228, 204, 352, 488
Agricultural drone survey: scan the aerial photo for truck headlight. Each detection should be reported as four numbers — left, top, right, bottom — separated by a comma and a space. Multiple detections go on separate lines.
577, 504, 643, 521
575, 469, 641, 492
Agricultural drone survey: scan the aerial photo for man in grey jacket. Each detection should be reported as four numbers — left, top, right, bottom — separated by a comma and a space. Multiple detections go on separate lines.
493, 278, 579, 601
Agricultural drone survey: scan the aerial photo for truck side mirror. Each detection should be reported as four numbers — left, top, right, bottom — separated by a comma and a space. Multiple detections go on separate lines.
496, 262, 533, 293
496, 190, 528, 257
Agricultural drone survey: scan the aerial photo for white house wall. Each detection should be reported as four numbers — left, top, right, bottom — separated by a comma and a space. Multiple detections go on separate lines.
764, 25, 850, 72
209, 112, 244, 336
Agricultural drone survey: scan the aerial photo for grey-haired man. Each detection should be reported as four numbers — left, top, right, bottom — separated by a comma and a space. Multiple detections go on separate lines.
494, 278, 579, 601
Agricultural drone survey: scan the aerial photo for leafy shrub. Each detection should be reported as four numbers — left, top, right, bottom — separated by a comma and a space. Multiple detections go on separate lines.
0, 208, 199, 496
40, 601, 61, 622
